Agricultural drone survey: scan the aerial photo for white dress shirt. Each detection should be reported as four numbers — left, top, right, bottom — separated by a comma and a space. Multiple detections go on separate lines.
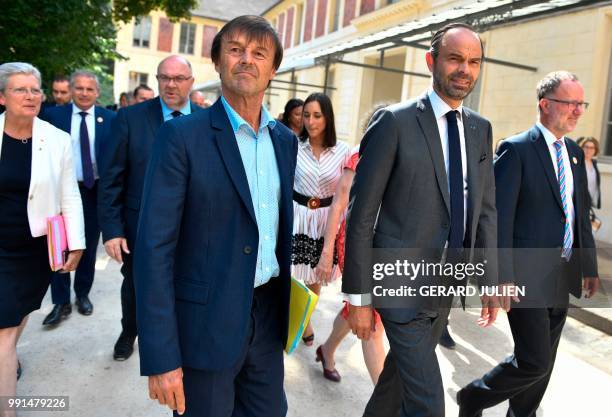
348, 89, 470, 306
70, 104, 98, 181
536, 121, 575, 239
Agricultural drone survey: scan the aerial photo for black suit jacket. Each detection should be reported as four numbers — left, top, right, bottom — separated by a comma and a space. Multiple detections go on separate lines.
343, 93, 497, 321
494, 126, 598, 300
97, 97, 200, 245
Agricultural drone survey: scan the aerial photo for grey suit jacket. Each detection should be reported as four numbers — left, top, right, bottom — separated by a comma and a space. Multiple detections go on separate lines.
342, 93, 497, 319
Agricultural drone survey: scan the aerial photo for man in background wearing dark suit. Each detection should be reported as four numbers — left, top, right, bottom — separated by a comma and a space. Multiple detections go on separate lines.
344, 23, 500, 417
51, 75, 71, 106
134, 15, 296, 417
40, 70, 115, 326
457, 71, 599, 417
97, 55, 199, 361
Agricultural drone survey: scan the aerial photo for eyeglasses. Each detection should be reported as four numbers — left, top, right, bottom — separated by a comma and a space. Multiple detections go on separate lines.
545, 97, 589, 111
8, 87, 43, 97
156, 75, 192, 84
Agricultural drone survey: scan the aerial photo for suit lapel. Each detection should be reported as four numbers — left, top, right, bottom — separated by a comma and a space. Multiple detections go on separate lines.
60, 104, 73, 134
210, 101, 257, 223
462, 108, 480, 237
93, 107, 105, 156
565, 138, 580, 209
146, 98, 164, 140
415, 95, 450, 215
532, 127, 564, 211
270, 126, 292, 235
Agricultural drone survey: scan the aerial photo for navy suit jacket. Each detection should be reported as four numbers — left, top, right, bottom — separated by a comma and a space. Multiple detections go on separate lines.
134, 100, 298, 376
97, 97, 200, 245
495, 126, 598, 299
39, 103, 115, 166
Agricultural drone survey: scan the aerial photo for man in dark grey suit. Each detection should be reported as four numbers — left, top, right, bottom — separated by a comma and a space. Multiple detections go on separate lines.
343, 23, 501, 417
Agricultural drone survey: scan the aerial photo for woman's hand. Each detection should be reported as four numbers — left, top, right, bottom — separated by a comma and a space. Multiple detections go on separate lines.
315, 249, 334, 283
61, 250, 84, 272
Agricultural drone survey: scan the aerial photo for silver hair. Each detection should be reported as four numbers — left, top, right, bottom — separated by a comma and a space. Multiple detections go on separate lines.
0, 62, 42, 93
536, 71, 579, 101
70, 70, 100, 89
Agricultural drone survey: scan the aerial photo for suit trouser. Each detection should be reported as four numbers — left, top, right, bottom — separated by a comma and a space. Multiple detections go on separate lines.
51, 183, 100, 304
363, 300, 452, 417
459, 306, 568, 417
175, 280, 287, 417
119, 253, 137, 336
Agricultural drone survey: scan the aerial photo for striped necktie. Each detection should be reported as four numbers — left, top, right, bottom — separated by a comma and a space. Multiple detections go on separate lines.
553, 139, 573, 260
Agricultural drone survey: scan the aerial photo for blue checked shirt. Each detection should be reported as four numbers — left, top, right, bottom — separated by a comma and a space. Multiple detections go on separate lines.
221, 96, 281, 287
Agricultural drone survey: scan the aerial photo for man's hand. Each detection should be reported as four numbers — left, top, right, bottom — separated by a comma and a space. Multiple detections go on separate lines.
583, 277, 600, 299
60, 250, 83, 272
498, 283, 521, 312
149, 367, 185, 415
104, 237, 130, 263
348, 304, 375, 340
478, 294, 499, 327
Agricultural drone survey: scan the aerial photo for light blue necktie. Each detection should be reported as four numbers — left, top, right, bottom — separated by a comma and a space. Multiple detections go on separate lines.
553, 139, 573, 260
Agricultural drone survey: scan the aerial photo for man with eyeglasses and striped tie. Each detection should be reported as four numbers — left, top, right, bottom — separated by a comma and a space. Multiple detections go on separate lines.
457, 71, 600, 417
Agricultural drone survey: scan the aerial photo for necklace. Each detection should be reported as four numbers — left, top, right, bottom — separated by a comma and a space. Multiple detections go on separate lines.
21, 138, 29, 144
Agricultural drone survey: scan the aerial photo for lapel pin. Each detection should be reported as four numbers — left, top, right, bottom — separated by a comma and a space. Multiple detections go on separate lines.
97, 116, 103, 123
572, 156, 578, 165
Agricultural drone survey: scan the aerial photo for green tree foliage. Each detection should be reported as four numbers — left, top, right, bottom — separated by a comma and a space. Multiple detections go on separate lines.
0, 0, 196, 93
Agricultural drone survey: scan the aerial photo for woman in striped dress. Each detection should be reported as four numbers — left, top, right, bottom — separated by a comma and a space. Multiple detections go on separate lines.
292, 93, 350, 345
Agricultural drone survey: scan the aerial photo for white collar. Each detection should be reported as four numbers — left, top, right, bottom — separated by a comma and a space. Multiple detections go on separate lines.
536, 121, 565, 147
428, 89, 463, 121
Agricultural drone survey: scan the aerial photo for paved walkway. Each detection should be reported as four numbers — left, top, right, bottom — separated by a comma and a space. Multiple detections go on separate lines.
15, 247, 612, 417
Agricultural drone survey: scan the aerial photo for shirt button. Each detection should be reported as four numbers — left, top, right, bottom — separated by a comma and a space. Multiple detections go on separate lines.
259, 170, 264, 175
243, 246, 252, 255
29, 195, 33, 200
265, 235, 270, 240
261, 204, 267, 208
266, 267, 270, 272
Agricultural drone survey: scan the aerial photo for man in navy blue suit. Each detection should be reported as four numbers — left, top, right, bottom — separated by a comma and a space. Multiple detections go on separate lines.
134, 15, 297, 417
457, 71, 600, 417
40, 70, 115, 327
97, 55, 199, 361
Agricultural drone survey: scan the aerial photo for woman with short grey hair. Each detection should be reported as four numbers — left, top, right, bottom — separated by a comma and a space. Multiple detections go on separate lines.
0, 62, 85, 407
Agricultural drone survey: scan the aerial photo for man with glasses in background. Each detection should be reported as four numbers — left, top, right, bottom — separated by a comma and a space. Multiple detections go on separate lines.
97, 55, 200, 361
457, 71, 599, 417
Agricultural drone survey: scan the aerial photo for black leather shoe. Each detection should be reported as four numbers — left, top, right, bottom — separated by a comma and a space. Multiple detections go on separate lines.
439, 325, 457, 349
113, 332, 136, 361
42, 304, 72, 326
76, 296, 93, 315
457, 389, 482, 417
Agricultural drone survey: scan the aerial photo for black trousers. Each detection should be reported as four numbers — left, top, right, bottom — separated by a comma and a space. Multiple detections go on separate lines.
459, 306, 568, 417
120, 253, 137, 336
174, 280, 287, 417
50, 183, 100, 304
363, 301, 452, 417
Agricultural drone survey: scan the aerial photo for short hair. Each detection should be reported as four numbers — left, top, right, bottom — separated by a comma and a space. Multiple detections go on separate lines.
53, 75, 69, 84
577, 136, 600, 156
0, 62, 41, 93
133, 84, 153, 97
430, 23, 484, 60
70, 70, 100, 89
300, 93, 337, 148
536, 71, 579, 101
281, 98, 304, 126
211, 15, 283, 70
